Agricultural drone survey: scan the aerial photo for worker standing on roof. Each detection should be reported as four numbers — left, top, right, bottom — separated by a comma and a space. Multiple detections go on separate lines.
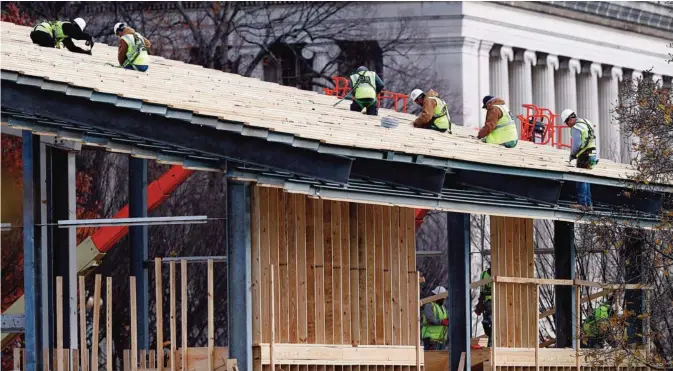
582, 295, 614, 348
30, 18, 93, 54
113, 22, 151, 72
478, 96, 518, 148
562, 109, 599, 211
421, 286, 449, 350
475, 267, 493, 347
348, 66, 384, 116
410, 89, 452, 133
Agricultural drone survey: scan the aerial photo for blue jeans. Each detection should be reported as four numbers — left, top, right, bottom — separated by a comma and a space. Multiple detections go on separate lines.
576, 155, 597, 206
124, 64, 149, 72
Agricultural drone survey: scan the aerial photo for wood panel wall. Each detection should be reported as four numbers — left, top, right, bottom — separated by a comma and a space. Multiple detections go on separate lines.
251, 186, 419, 347
489, 216, 537, 349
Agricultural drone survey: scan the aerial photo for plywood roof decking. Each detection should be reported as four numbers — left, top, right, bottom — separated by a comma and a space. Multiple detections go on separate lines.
0, 22, 664, 187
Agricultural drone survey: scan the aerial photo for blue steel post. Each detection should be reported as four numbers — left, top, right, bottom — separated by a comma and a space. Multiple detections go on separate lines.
22, 131, 38, 371
554, 221, 576, 348
129, 158, 149, 350
446, 212, 471, 371
227, 180, 252, 371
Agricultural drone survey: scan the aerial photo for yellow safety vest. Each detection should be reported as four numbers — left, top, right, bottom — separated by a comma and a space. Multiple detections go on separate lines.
583, 304, 610, 336
573, 119, 596, 157
485, 105, 518, 145
35, 21, 67, 47
480, 270, 492, 301
349, 71, 377, 100
428, 96, 450, 131
121, 33, 150, 67
421, 302, 448, 342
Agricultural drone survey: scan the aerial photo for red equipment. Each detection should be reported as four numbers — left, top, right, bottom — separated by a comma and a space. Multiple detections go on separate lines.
323, 76, 408, 113
517, 104, 571, 150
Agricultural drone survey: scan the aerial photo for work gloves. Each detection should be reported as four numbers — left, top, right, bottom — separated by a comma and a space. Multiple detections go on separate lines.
441, 319, 449, 326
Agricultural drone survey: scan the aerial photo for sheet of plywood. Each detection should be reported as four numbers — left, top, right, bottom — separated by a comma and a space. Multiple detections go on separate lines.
366, 204, 377, 345
383, 207, 393, 346
405, 208, 416, 348
341, 202, 352, 345
297, 195, 308, 343
332, 201, 343, 345
324, 200, 334, 344
280, 189, 290, 344
307, 197, 317, 344
315, 199, 326, 344
252, 186, 262, 346
261, 187, 272, 344
391, 208, 401, 346
349, 203, 360, 345
357, 203, 368, 346
375, 205, 385, 345
288, 193, 299, 343
398, 207, 409, 346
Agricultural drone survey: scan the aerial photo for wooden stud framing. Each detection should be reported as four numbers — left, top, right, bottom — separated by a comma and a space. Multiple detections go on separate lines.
181, 259, 188, 371
92, 274, 102, 371
56, 277, 64, 371
130, 276, 138, 371
155, 258, 164, 371
170, 261, 177, 371
208, 259, 215, 371
107, 277, 113, 371
79, 275, 89, 371
271, 264, 276, 371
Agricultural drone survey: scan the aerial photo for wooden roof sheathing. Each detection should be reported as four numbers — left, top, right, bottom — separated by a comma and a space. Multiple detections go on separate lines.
0, 22, 663, 187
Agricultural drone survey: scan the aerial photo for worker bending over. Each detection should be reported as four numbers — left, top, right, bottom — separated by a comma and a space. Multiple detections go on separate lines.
562, 109, 599, 211
348, 66, 384, 116
478, 95, 518, 148
475, 267, 493, 347
421, 286, 449, 350
582, 295, 614, 348
30, 18, 93, 54
114, 22, 151, 72
410, 89, 451, 133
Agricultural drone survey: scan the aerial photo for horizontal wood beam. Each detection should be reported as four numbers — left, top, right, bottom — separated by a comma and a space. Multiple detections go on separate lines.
492, 348, 652, 368
539, 290, 611, 319
256, 344, 421, 366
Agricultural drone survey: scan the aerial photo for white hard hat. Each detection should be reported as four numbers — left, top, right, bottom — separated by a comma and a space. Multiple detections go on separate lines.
560, 109, 576, 124
113, 22, 126, 35
431, 286, 447, 295
409, 89, 424, 103
73, 18, 86, 31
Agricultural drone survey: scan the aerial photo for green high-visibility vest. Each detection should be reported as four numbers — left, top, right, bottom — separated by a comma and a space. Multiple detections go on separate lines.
572, 119, 596, 157
35, 21, 67, 47
421, 302, 448, 342
121, 33, 150, 67
480, 270, 492, 301
349, 71, 377, 100
583, 303, 610, 336
428, 96, 450, 131
484, 105, 518, 145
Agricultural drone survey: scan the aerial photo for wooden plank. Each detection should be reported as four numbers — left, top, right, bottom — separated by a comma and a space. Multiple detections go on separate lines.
383, 207, 393, 346
73, 349, 80, 371
261, 187, 272, 344
150, 350, 156, 368
535, 284, 540, 371
279, 189, 289, 344
324, 200, 335, 344
14, 348, 20, 370
56, 276, 64, 371
92, 274, 102, 371
252, 186, 263, 346
332, 201, 343, 345
297, 194, 308, 343
257, 343, 420, 365
306, 197, 317, 344
123, 350, 130, 371
80, 276, 89, 371
491, 281, 497, 368
526, 218, 536, 348
374, 206, 384, 345
271, 265, 276, 371
398, 207, 408, 346
349, 203, 360, 345
390, 208, 400, 346
366, 204, 376, 345
155, 259, 164, 371
181, 259, 188, 371
141, 350, 147, 368
415, 272, 421, 371
131, 276, 139, 371
512, 218, 522, 348
315, 199, 326, 344
575, 288, 580, 371
269, 188, 281, 343
170, 261, 177, 371
357, 203, 368, 346
208, 259, 215, 371
458, 353, 466, 371
341, 202, 351, 345
505, 218, 515, 348
288, 193, 299, 343
405, 208, 416, 348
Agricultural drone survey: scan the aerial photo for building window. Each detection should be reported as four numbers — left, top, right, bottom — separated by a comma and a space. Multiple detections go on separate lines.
335, 40, 383, 79
263, 43, 315, 91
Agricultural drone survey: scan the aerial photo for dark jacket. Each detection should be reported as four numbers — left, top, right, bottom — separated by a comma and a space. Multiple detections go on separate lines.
60, 22, 92, 54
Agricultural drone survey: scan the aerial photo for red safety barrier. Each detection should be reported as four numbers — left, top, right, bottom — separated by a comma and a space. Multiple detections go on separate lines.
324, 76, 408, 113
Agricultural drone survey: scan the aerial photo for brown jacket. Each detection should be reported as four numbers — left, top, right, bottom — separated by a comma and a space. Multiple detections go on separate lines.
118, 27, 151, 65
412, 90, 440, 128
477, 98, 506, 139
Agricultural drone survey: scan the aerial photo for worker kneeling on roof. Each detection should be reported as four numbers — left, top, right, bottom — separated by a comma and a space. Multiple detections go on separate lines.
30, 18, 93, 55
348, 66, 384, 116
410, 89, 452, 133
114, 22, 151, 72
478, 95, 518, 148
562, 108, 599, 211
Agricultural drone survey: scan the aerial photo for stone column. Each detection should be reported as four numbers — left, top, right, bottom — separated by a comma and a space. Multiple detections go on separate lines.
555, 58, 580, 146
622, 70, 643, 163
532, 54, 559, 112
478, 41, 494, 125
652, 74, 663, 87
577, 62, 602, 155
509, 49, 537, 118
489, 45, 513, 104
598, 67, 623, 162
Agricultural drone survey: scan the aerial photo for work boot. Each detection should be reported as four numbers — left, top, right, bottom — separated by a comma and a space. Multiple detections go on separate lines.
570, 203, 593, 212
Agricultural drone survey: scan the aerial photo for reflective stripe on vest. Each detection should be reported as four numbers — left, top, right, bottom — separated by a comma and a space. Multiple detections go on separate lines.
349, 71, 377, 100
485, 105, 518, 145
480, 271, 492, 301
573, 119, 596, 157
421, 302, 448, 342
429, 96, 450, 130
121, 33, 150, 67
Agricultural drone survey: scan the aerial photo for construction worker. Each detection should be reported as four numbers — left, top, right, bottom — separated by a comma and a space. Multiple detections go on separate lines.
582, 295, 614, 348
409, 89, 451, 133
421, 286, 449, 350
561, 109, 599, 211
475, 267, 493, 347
477, 95, 518, 148
113, 22, 151, 72
30, 18, 93, 54
348, 66, 384, 116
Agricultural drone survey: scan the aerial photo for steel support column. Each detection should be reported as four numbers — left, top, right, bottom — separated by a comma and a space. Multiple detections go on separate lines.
129, 158, 149, 350
227, 180, 252, 371
623, 229, 646, 346
22, 131, 39, 371
52, 148, 71, 347
554, 221, 576, 348
446, 212, 471, 371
